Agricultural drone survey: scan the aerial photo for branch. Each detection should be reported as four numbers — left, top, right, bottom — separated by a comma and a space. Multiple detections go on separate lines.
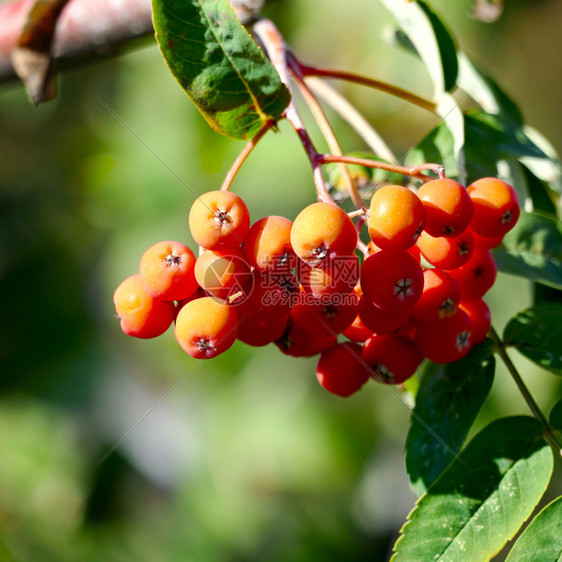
0, 0, 154, 86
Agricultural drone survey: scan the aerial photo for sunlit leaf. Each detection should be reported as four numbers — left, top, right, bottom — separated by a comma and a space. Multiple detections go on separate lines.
520, 163, 557, 215
406, 341, 495, 495
505, 496, 562, 561
381, 0, 458, 94
393, 417, 553, 561
152, 0, 290, 139
503, 304, 562, 375
492, 211, 562, 289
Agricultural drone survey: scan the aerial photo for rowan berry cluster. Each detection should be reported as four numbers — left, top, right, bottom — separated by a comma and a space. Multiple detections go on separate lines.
113, 176, 519, 397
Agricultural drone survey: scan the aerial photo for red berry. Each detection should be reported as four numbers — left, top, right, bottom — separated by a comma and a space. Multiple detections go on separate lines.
316, 343, 370, 397
448, 250, 497, 302
459, 300, 491, 344
362, 334, 423, 384
417, 179, 473, 237
360, 250, 424, 311
411, 269, 460, 322
414, 310, 473, 364
467, 177, 520, 238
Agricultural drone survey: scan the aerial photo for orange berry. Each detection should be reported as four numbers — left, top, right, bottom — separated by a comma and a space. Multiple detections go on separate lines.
362, 334, 423, 384
416, 229, 474, 270
417, 179, 473, 237
467, 177, 520, 238
411, 269, 460, 322
290, 202, 357, 267
175, 297, 238, 359
243, 215, 296, 270
448, 250, 497, 302
368, 239, 421, 263
194, 248, 251, 300
139, 241, 198, 301
414, 309, 472, 364
113, 274, 175, 338
368, 185, 425, 250
316, 343, 370, 397
188, 190, 250, 250
360, 250, 424, 311
459, 300, 491, 344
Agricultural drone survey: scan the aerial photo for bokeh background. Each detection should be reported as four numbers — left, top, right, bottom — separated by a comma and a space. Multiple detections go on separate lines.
1, 0, 561, 560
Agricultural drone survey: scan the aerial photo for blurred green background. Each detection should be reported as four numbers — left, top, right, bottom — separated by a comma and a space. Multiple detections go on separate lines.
1, 0, 561, 560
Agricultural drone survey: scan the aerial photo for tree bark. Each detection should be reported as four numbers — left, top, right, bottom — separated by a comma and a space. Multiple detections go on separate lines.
0, 0, 154, 85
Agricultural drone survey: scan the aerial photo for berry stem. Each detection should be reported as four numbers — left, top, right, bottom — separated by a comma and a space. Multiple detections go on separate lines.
253, 18, 333, 204
490, 325, 562, 456
220, 119, 274, 192
320, 154, 440, 182
305, 76, 398, 164
287, 52, 364, 209
298, 63, 438, 114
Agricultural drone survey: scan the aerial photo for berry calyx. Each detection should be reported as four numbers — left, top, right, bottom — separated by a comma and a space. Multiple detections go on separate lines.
290, 202, 357, 267
188, 190, 251, 250
175, 297, 239, 359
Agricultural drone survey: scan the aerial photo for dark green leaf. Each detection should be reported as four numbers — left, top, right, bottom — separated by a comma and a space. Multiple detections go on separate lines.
505, 496, 562, 561
549, 400, 562, 445
393, 417, 554, 561
503, 304, 562, 375
492, 211, 562, 289
532, 283, 562, 306
152, 0, 290, 139
381, 0, 458, 93
549, 400, 562, 431
463, 111, 548, 184
520, 163, 557, 215
406, 341, 495, 495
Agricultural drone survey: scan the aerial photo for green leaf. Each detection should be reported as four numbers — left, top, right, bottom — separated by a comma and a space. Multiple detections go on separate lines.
392, 417, 554, 562
549, 400, 562, 445
381, 0, 458, 94
457, 53, 522, 124
407, 121, 458, 178
492, 211, 562, 289
152, 0, 290, 139
503, 304, 562, 375
520, 163, 557, 215
505, 496, 562, 561
549, 399, 562, 431
436, 93, 466, 183
406, 341, 495, 495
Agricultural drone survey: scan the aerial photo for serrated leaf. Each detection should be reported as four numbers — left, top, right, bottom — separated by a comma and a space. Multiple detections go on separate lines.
492, 211, 562, 289
406, 341, 495, 495
152, 0, 290, 140
381, 0, 458, 94
393, 417, 554, 562
505, 496, 562, 561
503, 304, 562, 375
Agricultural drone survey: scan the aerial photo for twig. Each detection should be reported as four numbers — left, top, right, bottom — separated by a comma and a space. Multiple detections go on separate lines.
287, 52, 363, 209
305, 76, 397, 164
299, 63, 438, 114
490, 326, 562, 456
253, 18, 333, 204
320, 154, 440, 182
220, 120, 274, 192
